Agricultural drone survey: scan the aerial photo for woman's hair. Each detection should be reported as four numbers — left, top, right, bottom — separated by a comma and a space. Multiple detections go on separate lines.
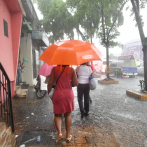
57, 65, 69, 67
81, 62, 87, 65
62, 65, 69, 67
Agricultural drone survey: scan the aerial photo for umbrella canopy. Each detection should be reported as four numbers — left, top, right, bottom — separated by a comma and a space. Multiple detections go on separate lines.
38, 63, 56, 76
39, 40, 103, 65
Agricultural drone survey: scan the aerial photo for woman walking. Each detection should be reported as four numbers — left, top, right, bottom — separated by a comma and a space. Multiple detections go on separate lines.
48, 65, 78, 143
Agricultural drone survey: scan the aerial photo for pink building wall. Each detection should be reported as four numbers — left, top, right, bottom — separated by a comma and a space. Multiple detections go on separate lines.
0, 0, 25, 97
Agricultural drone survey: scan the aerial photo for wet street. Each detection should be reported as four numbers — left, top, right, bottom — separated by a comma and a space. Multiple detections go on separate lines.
13, 75, 147, 146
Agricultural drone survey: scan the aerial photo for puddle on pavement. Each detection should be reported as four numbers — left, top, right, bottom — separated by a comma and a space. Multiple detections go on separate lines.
17, 130, 56, 146
111, 111, 136, 120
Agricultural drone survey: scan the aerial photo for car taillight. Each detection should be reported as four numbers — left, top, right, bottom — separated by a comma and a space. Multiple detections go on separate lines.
137, 68, 138, 71
121, 68, 123, 71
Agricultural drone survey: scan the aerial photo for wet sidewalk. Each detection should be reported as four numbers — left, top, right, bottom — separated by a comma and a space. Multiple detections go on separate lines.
16, 124, 119, 147
13, 76, 147, 146
58, 124, 119, 147
13, 86, 120, 147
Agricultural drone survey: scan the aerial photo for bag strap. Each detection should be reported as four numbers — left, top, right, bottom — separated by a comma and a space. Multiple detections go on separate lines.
55, 67, 65, 85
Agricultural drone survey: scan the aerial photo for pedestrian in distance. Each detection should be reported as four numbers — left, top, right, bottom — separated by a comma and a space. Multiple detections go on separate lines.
76, 62, 92, 118
47, 65, 78, 143
17, 59, 24, 85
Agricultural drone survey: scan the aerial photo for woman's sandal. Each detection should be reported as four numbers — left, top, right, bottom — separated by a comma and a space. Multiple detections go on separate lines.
66, 135, 72, 143
56, 133, 63, 143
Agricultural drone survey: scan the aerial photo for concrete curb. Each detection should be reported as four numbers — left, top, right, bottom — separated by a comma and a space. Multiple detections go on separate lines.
126, 89, 147, 100
98, 80, 119, 84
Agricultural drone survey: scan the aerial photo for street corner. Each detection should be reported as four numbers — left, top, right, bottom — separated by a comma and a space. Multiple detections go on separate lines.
126, 89, 147, 100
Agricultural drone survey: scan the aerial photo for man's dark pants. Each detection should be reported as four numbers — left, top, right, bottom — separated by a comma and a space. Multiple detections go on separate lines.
77, 83, 90, 114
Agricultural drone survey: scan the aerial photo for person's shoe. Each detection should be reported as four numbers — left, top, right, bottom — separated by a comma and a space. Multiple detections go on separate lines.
66, 135, 72, 143
89, 96, 92, 103
90, 99, 92, 103
19, 83, 23, 85
85, 113, 89, 116
56, 133, 63, 143
81, 111, 85, 118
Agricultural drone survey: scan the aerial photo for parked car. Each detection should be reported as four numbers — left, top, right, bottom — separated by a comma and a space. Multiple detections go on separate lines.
137, 62, 144, 75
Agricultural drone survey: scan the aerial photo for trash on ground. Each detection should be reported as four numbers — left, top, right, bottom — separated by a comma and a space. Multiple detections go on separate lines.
37, 135, 41, 143
22, 137, 36, 144
15, 135, 19, 138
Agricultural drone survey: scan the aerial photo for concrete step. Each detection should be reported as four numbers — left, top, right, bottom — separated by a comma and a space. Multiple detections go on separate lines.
15, 85, 28, 98
15, 86, 21, 96
0, 122, 16, 147
21, 83, 29, 89
15, 86, 21, 91
17, 89, 28, 98
0, 131, 7, 147
9, 133, 16, 147
0, 122, 6, 139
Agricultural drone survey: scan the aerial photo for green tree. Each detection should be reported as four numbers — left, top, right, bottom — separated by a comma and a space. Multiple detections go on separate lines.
33, 0, 75, 44
33, 0, 91, 43
89, 0, 128, 79
34, 0, 127, 80
66, 0, 127, 79
34, 0, 147, 86
66, 0, 101, 43
33, 0, 102, 43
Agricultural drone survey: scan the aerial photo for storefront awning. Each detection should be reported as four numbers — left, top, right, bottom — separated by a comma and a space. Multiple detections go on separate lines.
23, 18, 32, 31
32, 30, 49, 47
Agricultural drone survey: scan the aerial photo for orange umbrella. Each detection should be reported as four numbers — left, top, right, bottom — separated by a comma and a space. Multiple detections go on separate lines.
39, 40, 103, 65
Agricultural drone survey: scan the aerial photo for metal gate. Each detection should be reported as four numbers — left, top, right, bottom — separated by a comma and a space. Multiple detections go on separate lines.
0, 62, 14, 132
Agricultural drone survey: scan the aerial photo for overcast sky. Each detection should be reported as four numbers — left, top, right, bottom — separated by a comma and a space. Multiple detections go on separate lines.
33, 1, 147, 57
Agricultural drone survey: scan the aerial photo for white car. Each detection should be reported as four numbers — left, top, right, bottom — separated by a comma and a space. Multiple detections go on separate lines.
137, 62, 144, 75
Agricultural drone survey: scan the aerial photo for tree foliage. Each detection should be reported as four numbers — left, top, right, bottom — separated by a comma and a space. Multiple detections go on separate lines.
90, 0, 128, 49
34, 0, 129, 79
33, 0, 127, 49
66, 0, 101, 42
33, 0, 75, 44
66, 0, 126, 48
33, 0, 102, 43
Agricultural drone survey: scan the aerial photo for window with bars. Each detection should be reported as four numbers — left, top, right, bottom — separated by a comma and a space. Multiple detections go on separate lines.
3, 19, 8, 37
